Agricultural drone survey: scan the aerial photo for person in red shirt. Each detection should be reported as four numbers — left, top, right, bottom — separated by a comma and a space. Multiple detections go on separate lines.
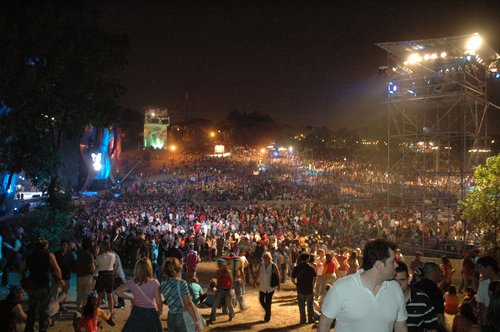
335, 249, 350, 279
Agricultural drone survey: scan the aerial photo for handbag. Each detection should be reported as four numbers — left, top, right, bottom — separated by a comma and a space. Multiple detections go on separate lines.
177, 279, 207, 331
270, 263, 279, 288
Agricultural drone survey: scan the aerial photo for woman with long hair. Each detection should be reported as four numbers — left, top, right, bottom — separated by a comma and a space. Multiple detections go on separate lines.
115, 257, 163, 332
253, 251, 280, 322
74, 292, 114, 332
0, 285, 27, 332
160, 257, 201, 332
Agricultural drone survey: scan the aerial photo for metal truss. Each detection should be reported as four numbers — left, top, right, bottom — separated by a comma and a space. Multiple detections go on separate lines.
377, 34, 499, 209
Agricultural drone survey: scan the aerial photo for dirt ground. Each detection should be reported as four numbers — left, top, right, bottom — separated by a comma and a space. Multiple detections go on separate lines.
39, 258, 459, 332
45, 260, 319, 332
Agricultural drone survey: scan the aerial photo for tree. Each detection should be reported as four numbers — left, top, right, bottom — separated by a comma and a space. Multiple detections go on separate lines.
0, 1, 129, 211
459, 154, 500, 256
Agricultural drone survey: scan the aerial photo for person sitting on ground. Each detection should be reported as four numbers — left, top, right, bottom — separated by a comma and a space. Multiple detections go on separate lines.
73, 292, 114, 332
0, 285, 27, 332
204, 278, 218, 308
451, 302, 477, 332
445, 285, 459, 315
188, 276, 205, 307
461, 287, 477, 308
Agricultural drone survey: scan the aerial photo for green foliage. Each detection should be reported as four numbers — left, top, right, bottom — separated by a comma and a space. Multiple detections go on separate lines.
0, 0, 129, 211
459, 154, 500, 254
25, 206, 73, 251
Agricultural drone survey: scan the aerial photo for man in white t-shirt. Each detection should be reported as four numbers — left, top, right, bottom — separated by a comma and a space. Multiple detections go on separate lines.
95, 241, 117, 317
475, 256, 499, 328
318, 239, 408, 332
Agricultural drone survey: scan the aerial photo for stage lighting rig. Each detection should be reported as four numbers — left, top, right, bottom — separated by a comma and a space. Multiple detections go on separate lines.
376, 33, 500, 209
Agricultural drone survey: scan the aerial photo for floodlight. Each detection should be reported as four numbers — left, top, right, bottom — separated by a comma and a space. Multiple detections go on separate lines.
424, 54, 431, 61
431, 53, 438, 59
91, 153, 102, 171
407, 53, 420, 65
466, 34, 482, 53
440, 52, 447, 58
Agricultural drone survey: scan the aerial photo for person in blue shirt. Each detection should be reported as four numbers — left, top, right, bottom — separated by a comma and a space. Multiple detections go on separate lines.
188, 277, 204, 307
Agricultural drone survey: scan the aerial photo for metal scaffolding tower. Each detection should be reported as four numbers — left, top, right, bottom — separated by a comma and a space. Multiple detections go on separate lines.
376, 34, 499, 209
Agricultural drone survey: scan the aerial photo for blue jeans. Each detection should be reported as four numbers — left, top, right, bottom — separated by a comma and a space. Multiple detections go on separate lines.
210, 289, 234, 321
25, 287, 51, 332
167, 312, 188, 332
297, 293, 314, 324
234, 279, 247, 310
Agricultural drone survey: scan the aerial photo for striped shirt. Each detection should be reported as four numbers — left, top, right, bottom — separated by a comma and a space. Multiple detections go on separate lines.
161, 279, 189, 314
406, 287, 439, 332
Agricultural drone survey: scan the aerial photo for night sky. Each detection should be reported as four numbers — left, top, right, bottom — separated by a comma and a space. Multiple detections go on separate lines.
101, 1, 500, 130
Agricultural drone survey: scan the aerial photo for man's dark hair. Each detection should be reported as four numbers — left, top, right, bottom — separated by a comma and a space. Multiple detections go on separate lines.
476, 256, 498, 273
395, 261, 409, 276
422, 262, 440, 278
299, 253, 309, 263
362, 239, 397, 270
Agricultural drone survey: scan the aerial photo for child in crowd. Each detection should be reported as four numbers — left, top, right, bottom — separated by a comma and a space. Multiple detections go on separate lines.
188, 276, 205, 307
73, 292, 114, 332
204, 278, 218, 308
461, 287, 477, 307
445, 285, 459, 315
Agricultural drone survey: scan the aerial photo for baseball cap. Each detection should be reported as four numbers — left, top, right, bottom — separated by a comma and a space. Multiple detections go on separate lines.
217, 259, 228, 266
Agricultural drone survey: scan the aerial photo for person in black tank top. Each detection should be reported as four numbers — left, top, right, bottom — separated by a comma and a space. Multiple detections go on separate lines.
23, 237, 63, 332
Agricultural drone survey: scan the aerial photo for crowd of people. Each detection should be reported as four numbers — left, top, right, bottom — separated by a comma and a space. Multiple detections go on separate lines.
0, 147, 498, 332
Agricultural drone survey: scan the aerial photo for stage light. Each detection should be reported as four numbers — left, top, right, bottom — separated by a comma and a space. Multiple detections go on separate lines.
440, 52, 447, 58
407, 53, 420, 65
465, 54, 474, 62
431, 53, 438, 59
388, 81, 398, 94
91, 152, 102, 171
466, 34, 482, 53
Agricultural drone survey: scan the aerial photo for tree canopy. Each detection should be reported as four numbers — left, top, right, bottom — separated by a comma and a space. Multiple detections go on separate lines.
0, 0, 130, 209
459, 154, 500, 256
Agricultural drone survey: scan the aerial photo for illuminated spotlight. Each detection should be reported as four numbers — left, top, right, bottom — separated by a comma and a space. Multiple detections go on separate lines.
388, 81, 398, 94
423, 54, 431, 61
440, 51, 447, 58
465, 54, 474, 62
466, 34, 482, 53
431, 53, 438, 59
91, 152, 102, 171
407, 53, 420, 64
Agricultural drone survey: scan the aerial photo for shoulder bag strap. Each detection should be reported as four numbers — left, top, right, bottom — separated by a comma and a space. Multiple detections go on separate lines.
176, 279, 185, 309
133, 281, 156, 308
